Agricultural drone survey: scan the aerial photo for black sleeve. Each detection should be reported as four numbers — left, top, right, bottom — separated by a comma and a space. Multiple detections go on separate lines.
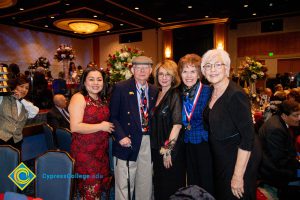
228, 91, 254, 151
170, 90, 182, 125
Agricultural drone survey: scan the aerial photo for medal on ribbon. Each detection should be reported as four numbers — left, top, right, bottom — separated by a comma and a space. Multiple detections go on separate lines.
183, 83, 203, 131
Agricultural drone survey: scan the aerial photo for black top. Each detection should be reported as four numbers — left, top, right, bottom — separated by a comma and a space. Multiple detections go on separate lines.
203, 80, 259, 200
151, 88, 182, 150
205, 80, 254, 150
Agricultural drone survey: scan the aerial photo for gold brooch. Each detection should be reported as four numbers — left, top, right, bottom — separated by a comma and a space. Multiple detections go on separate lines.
129, 91, 134, 95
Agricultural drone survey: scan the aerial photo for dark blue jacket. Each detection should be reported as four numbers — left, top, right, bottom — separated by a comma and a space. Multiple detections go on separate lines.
110, 78, 158, 161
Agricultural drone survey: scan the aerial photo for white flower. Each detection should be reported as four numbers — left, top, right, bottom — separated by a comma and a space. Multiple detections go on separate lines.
260, 72, 264, 76
119, 52, 130, 59
251, 74, 257, 79
124, 69, 132, 79
256, 62, 262, 67
115, 62, 122, 69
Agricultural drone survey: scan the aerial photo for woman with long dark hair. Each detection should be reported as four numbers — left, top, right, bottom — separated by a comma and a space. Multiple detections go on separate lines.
69, 67, 114, 200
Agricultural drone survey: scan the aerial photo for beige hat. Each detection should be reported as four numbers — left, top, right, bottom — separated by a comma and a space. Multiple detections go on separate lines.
132, 56, 153, 65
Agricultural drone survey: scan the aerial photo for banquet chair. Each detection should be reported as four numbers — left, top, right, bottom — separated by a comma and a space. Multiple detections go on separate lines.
42, 123, 56, 150
0, 145, 20, 193
35, 150, 74, 200
55, 128, 72, 152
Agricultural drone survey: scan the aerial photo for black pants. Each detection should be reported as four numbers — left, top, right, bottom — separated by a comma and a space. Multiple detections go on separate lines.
186, 142, 215, 196
0, 138, 23, 152
152, 145, 186, 200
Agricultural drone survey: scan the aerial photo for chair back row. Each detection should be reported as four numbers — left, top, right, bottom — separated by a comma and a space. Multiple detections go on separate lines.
0, 145, 20, 193
0, 145, 74, 200
42, 123, 72, 152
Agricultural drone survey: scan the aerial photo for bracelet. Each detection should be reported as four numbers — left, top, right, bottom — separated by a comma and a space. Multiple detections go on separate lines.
159, 138, 176, 157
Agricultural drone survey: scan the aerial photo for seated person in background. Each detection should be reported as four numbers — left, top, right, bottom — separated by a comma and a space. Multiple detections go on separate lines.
52, 71, 67, 95
32, 70, 53, 109
0, 74, 39, 150
264, 88, 273, 100
287, 88, 300, 103
47, 94, 70, 131
258, 99, 300, 184
274, 83, 284, 93
264, 91, 287, 121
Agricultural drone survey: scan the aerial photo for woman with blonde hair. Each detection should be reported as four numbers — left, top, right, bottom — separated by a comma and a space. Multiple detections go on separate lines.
151, 59, 186, 199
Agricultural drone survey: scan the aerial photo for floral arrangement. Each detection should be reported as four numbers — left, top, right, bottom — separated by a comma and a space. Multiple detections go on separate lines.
32, 57, 50, 69
107, 46, 144, 84
54, 44, 75, 62
238, 57, 268, 83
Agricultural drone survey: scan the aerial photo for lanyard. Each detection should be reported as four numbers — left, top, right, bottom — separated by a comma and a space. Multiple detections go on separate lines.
183, 83, 203, 126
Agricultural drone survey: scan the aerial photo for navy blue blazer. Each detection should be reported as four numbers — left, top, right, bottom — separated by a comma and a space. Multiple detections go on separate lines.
110, 78, 158, 161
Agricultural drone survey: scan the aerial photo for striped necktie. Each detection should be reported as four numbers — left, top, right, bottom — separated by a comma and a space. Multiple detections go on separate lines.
140, 88, 149, 132
61, 109, 70, 122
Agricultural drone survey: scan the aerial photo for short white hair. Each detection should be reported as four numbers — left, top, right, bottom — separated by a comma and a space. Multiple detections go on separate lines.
201, 49, 231, 77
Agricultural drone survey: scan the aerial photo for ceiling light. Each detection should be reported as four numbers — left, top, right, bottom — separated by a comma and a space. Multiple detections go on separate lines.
120, 23, 124, 26
50, 16, 55, 19
93, 15, 98, 18
134, 7, 139, 10
244, 4, 248, 8
0, 0, 17, 9
54, 18, 113, 34
69, 22, 99, 34
65, 3, 70, 6
188, 6, 192, 9
269, 3, 273, 6
252, 13, 257, 16
106, 30, 110, 33
44, 25, 48, 28
205, 15, 209, 18
157, 17, 162, 20
19, 8, 24, 10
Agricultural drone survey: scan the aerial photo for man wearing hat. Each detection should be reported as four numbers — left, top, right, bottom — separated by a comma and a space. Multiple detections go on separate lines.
110, 56, 158, 200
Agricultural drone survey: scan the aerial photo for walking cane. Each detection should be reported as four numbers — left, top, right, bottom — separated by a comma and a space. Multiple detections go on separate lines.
126, 159, 131, 200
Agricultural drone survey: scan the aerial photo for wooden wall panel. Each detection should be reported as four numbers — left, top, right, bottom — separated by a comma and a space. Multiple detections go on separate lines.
238, 32, 300, 57
278, 58, 300, 74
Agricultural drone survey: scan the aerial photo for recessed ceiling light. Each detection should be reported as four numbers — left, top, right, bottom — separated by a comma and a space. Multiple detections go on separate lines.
65, 3, 70, 6
120, 23, 124, 26
93, 15, 98, 18
106, 30, 110, 33
19, 8, 24, 11
205, 15, 209, 18
135, 7, 139, 10
252, 13, 257, 16
269, 3, 273, 6
157, 17, 162, 20
244, 4, 248, 8
50, 16, 55, 19
188, 5, 192, 9
44, 25, 48, 28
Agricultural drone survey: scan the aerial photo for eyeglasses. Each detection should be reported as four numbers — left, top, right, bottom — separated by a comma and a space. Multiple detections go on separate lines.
133, 66, 151, 71
158, 72, 172, 78
203, 63, 225, 71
